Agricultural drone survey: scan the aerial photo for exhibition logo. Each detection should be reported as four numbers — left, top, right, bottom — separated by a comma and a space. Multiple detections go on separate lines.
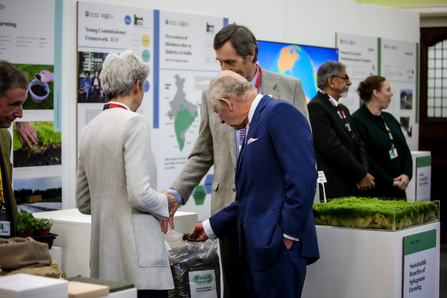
165, 19, 177, 26
206, 22, 214, 33
85, 11, 100, 18
101, 13, 114, 20
134, 14, 143, 26
192, 273, 213, 285
125, 15, 131, 25
165, 19, 189, 28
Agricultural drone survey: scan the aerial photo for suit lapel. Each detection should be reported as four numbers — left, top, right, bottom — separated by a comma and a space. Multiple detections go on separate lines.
260, 68, 278, 98
318, 92, 352, 138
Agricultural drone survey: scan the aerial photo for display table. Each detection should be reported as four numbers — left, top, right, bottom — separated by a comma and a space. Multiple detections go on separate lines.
33, 209, 198, 278
302, 221, 440, 298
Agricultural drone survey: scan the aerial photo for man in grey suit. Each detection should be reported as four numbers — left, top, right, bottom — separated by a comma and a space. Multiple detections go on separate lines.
168, 24, 310, 298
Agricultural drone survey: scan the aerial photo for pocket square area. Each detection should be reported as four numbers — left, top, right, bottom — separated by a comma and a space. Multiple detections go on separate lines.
247, 138, 259, 145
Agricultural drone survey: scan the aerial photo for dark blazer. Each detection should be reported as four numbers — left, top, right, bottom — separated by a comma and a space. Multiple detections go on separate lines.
210, 96, 319, 279
308, 91, 368, 198
0, 129, 17, 237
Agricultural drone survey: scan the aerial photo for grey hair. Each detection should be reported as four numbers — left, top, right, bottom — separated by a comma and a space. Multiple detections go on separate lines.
207, 72, 255, 111
100, 50, 147, 101
317, 61, 346, 90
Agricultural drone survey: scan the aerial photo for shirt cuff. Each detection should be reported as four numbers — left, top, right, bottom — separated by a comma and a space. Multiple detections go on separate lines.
283, 233, 299, 241
202, 219, 217, 240
168, 189, 184, 204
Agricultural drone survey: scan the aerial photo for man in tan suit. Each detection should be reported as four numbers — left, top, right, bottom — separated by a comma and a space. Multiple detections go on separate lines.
0, 60, 28, 238
168, 24, 311, 297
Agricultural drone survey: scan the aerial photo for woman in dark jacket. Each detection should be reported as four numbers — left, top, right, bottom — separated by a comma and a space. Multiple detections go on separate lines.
352, 76, 412, 199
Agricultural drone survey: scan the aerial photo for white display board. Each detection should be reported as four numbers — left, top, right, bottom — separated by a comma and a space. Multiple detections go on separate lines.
77, 2, 228, 220
336, 32, 378, 113
3, 0, 64, 213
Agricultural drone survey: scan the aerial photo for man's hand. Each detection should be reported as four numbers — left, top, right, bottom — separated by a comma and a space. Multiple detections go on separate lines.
16, 122, 39, 148
357, 173, 375, 191
186, 223, 209, 242
159, 189, 179, 234
283, 237, 294, 250
393, 174, 410, 190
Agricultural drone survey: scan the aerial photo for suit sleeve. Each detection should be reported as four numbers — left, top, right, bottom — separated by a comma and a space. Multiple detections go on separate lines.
209, 201, 239, 239
291, 79, 310, 121
169, 90, 215, 203
123, 116, 168, 220
308, 101, 368, 182
271, 104, 317, 239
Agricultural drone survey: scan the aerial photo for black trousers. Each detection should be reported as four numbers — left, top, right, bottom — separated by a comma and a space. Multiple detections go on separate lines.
219, 220, 249, 298
137, 289, 168, 298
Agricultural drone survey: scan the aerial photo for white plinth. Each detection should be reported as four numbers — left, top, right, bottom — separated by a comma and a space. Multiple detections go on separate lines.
33, 209, 198, 278
302, 222, 440, 298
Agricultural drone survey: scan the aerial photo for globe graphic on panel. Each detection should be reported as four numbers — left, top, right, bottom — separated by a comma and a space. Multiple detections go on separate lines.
271, 45, 318, 101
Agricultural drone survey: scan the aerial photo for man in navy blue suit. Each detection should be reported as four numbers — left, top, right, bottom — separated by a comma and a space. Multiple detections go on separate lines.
188, 70, 319, 298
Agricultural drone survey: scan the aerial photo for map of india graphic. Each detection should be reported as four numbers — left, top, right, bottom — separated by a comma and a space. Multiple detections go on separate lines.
168, 75, 198, 151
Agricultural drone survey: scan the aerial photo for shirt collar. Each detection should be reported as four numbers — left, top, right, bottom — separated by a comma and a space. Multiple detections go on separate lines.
248, 94, 264, 124
108, 101, 130, 110
319, 89, 339, 107
250, 67, 261, 94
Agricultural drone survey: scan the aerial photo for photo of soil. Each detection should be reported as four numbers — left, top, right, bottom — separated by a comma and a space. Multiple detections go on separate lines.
13, 64, 54, 110
13, 121, 62, 167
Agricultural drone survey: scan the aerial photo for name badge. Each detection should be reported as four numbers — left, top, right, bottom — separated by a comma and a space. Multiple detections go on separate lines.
0, 221, 11, 237
389, 148, 398, 159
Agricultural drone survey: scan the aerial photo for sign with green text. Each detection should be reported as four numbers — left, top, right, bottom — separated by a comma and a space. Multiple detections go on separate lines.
402, 229, 437, 298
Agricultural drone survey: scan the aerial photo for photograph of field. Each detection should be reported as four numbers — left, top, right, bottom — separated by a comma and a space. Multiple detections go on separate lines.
13, 63, 54, 110
14, 176, 62, 212
13, 121, 62, 167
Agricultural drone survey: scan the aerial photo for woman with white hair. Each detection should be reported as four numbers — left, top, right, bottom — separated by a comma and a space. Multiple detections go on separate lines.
76, 51, 176, 298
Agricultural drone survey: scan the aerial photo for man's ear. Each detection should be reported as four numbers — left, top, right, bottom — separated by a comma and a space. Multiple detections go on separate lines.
220, 97, 233, 110
246, 48, 255, 63
327, 76, 335, 88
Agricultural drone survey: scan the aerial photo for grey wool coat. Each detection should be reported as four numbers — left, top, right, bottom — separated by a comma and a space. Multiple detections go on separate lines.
76, 107, 174, 290
170, 68, 315, 216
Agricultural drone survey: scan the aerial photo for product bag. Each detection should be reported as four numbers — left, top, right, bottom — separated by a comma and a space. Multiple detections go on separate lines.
165, 230, 221, 298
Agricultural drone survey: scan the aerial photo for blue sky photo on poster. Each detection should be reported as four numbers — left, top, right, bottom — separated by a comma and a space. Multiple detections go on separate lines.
257, 41, 338, 101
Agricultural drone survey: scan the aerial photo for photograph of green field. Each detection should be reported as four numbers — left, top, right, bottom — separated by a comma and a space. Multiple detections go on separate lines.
13, 121, 61, 167
13, 63, 54, 110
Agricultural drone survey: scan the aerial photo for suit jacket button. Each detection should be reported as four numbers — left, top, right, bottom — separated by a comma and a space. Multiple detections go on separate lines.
232, 188, 236, 192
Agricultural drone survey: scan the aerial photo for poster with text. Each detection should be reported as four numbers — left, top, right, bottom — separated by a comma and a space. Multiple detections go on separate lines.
381, 38, 418, 150
2, 0, 63, 212
77, 3, 228, 220
336, 33, 378, 113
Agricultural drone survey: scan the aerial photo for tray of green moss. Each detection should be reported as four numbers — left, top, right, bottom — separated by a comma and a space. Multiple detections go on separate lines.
313, 197, 439, 230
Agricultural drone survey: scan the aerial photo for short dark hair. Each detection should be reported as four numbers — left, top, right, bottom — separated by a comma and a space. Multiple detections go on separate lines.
357, 75, 386, 102
84, 71, 90, 76
0, 60, 29, 98
213, 23, 258, 63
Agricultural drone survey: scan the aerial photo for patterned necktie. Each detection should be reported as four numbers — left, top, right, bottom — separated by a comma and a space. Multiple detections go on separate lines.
239, 127, 247, 147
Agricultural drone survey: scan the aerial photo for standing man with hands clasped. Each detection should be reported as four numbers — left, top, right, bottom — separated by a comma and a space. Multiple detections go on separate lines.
187, 70, 319, 298
165, 23, 314, 298
308, 61, 375, 199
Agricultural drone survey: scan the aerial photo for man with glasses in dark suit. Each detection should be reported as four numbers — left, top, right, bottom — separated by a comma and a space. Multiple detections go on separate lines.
308, 61, 375, 199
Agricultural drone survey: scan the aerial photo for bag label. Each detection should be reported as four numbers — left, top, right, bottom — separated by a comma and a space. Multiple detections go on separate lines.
189, 269, 217, 298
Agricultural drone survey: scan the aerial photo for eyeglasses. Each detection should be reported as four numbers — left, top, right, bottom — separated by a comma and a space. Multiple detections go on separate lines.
332, 75, 350, 81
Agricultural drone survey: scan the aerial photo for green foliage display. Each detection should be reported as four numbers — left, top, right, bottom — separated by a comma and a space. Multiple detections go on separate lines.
16, 210, 38, 233
37, 218, 54, 230
313, 197, 439, 230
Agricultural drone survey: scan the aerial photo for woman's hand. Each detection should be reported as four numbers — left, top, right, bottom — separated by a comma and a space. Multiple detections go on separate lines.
393, 174, 410, 190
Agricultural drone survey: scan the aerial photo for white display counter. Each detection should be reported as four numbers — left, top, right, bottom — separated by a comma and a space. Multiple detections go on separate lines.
302, 221, 440, 298
33, 209, 198, 278
407, 151, 431, 202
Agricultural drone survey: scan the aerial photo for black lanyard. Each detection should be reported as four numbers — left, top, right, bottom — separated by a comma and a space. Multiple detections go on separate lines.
381, 116, 395, 151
